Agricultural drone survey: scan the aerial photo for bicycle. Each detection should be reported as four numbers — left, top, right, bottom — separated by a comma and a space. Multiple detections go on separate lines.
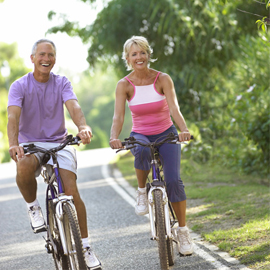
117, 132, 193, 270
23, 134, 88, 270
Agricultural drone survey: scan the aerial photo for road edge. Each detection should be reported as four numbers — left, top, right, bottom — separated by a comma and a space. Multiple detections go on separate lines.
108, 164, 251, 270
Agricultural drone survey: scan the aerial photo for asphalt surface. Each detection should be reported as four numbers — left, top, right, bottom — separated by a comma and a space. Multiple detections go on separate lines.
0, 148, 251, 270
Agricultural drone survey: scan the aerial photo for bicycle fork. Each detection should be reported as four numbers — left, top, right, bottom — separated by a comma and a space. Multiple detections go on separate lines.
51, 196, 76, 255
148, 186, 172, 240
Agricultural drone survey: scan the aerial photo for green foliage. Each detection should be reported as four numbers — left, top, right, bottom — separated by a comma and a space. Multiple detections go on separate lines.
69, 66, 132, 149
256, 17, 268, 32
229, 33, 270, 175
46, 0, 269, 176
0, 91, 8, 162
0, 42, 31, 163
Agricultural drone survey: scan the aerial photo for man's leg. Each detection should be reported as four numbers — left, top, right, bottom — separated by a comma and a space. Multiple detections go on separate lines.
60, 169, 102, 268
59, 168, 88, 238
16, 155, 46, 233
16, 155, 39, 202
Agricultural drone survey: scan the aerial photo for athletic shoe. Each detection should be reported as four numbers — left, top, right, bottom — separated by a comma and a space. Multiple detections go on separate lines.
84, 247, 102, 270
177, 227, 193, 255
28, 205, 47, 233
135, 190, 148, 216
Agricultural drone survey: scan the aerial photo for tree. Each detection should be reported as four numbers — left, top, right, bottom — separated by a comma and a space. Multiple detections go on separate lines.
0, 42, 31, 163
67, 66, 132, 149
229, 33, 270, 175
47, 0, 269, 175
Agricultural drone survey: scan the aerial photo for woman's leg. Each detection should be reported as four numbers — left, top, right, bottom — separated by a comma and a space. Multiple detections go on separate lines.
171, 200, 186, 227
135, 168, 150, 188
130, 132, 151, 215
158, 128, 193, 255
158, 136, 186, 225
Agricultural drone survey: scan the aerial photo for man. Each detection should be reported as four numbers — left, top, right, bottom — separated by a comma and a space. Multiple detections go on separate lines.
7, 39, 102, 270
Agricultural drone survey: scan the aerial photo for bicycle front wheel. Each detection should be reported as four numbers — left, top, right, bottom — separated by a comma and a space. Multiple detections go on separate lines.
167, 202, 175, 266
47, 196, 69, 270
167, 237, 174, 266
62, 203, 87, 270
154, 189, 169, 270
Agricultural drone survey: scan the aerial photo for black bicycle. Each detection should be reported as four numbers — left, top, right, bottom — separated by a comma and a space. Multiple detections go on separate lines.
23, 135, 87, 270
117, 132, 193, 270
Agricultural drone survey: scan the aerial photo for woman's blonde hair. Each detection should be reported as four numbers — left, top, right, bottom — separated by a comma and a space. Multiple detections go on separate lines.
122, 36, 156, 71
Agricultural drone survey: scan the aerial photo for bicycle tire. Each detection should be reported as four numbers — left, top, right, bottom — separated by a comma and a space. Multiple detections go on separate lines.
167, 202, 175, 266
47, 199, 69, 270
62, 203, 87, 270
167, 237, 174, 266
154, 189, 169, 270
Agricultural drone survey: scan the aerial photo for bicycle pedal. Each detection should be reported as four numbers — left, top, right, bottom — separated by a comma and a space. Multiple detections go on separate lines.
45, 243, 53, 254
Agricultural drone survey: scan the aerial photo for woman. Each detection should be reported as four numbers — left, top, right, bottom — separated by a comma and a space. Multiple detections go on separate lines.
109, 36, 193, 255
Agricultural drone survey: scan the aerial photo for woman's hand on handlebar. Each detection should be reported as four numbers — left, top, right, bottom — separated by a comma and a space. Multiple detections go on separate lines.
178, 130, 191, 142
109, 138, 123, 150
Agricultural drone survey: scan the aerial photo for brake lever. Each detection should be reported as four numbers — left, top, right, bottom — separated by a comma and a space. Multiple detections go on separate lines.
74, 136, 81, 146
116, 145, 136, 153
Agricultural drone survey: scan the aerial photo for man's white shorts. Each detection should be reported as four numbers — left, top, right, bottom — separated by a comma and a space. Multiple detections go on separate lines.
21, 142, 77, 178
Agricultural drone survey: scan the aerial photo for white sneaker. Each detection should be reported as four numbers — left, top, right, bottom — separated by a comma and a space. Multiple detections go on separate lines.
177, 227, 193, 255
135, 190, 148, 216
28, 205, 46, 233
84, 247, 102, 270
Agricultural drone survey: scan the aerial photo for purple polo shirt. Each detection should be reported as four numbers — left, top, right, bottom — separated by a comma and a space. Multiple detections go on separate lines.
8, 72, 77, 143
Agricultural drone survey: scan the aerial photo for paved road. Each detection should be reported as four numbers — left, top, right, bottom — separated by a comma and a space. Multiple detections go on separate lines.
0, 148, 250, 270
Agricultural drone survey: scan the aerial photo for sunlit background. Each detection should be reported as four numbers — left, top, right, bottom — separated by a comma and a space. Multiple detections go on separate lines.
0, 0, 269, 179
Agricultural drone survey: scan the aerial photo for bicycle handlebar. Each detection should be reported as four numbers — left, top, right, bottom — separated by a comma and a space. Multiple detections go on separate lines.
116, 133, 194, 153
23, 135, 81, 155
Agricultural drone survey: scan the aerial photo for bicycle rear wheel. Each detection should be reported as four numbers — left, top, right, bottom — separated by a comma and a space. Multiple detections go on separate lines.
154, 189, 169, 270
47, 199, 69, 270
62, 203, 87, 270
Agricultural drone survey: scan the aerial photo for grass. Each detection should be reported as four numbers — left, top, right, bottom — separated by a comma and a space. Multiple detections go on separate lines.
115, 151, 270, 270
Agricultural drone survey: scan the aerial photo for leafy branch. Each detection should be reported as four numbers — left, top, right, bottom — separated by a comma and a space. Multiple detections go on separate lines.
220, 0, 270, 31
255, 0, 270, 31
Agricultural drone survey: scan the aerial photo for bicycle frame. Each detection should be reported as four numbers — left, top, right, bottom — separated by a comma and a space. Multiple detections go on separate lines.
119, 133, 184, 240
118, 133, 193, 269
23, 135, 81, 257
43, 157, 77, 256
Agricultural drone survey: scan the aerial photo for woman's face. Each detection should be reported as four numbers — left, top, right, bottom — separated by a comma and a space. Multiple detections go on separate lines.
127, 44, 149, 70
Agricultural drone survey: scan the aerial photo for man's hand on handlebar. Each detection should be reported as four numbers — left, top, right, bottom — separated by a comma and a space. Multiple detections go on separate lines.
77, 127, 93, 145
9, 145, 25, 162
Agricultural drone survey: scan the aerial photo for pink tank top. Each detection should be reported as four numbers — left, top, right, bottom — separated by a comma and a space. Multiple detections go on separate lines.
126, 72, 173, 135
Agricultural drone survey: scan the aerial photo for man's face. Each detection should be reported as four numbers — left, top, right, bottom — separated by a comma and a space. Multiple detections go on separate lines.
31, 42, 56, 75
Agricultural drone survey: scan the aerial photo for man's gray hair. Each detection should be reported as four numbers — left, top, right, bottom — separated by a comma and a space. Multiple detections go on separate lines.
31, 39, 56, 56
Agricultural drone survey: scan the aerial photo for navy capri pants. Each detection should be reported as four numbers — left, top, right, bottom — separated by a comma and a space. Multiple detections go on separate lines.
130, 125, 186, 203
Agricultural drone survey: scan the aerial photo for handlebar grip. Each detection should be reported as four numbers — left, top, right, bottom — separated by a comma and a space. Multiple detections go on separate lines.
191, 135, 194, 140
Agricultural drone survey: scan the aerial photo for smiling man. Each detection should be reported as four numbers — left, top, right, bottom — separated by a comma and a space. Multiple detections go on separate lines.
7, 39, 102, 270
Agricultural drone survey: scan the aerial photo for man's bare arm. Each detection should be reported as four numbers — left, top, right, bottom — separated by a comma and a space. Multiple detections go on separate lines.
7, 106, 24, 161
65, 99, 93, 144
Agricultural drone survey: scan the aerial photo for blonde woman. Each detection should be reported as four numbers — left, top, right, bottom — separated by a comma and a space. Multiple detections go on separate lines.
109, 36, 193, 255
